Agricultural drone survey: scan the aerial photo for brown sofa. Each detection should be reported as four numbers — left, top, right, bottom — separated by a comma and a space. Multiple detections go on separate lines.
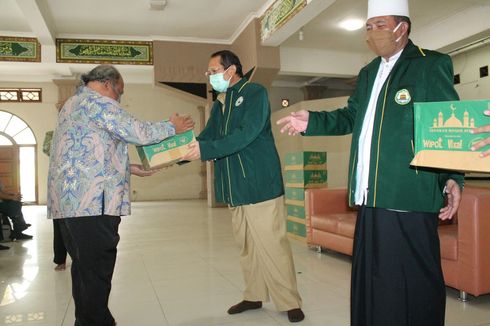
305, 186, 490, 300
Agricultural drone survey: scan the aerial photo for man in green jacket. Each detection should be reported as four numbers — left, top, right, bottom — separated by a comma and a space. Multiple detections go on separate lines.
277, 1, 463, 325
183, 50, 304, 323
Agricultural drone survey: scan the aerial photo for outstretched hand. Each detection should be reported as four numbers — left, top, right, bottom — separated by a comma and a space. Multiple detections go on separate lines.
276, 110, 309, 136
130, 164, 162, 177
169, 113, 195, 134
439, 179, 461, 220
470, 109, 490, 157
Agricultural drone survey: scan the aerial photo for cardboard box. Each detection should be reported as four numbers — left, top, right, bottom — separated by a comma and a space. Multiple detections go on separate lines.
285, 187, 305, 206
284, 170, 327, 188
136, 130, 195, 169
287, 204, 306, 220
411, 100, 490, 173
284, 151, 327, 170
287, 218, 306, 238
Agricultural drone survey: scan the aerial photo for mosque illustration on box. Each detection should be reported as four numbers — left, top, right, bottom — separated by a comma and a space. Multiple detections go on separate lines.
432, 104, 475, 129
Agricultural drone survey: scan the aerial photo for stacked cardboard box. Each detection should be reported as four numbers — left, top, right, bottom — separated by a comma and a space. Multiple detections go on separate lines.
284, 151, 327, 242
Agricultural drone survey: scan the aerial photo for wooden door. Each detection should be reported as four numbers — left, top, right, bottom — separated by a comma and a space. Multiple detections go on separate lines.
0, 146, 19, 193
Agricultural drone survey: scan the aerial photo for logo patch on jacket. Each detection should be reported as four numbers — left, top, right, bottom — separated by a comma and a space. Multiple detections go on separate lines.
235, 96, 244, 107
395, 89, 411, 105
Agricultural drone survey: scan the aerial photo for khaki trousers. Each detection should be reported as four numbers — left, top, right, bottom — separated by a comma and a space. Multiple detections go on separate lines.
229, 196, 302, 311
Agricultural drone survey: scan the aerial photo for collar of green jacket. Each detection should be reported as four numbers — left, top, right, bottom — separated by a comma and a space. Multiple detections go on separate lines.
228, 75, 249, 93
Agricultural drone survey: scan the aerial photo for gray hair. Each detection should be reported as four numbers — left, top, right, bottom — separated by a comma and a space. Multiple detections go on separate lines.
81, 64, 122, 86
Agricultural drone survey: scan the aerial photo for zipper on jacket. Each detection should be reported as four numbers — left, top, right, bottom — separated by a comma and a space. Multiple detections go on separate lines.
373, 75, 392, 207
410, 140, 419, 175
237, 153, 246, 178
223, 91, 235, 206
348, 150, 357, 206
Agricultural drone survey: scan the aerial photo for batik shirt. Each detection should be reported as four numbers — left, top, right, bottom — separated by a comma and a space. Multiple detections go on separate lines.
47, 86, 175, 218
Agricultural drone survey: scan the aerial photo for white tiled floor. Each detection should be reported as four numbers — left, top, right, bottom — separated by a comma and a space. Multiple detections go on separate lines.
1, 201, 489, 326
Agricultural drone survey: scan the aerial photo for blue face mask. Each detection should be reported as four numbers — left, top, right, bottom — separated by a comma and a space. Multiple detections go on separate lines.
209, 67, 231, 93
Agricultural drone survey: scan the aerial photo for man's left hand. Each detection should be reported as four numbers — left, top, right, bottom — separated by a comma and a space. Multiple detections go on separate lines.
439, 179, 462, 220
181, 141, 201, 161
6, 192, 21, 201
130, 164, 162, 177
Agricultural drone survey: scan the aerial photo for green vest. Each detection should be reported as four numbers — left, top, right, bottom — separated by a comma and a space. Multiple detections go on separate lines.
198, 77, 284, 206
305, 40, 464, 213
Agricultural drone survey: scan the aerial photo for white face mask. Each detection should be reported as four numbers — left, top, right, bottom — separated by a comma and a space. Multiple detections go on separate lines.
209, 67, 231, 93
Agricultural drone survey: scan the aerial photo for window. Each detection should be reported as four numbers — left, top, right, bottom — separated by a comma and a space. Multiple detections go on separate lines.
0, 88, 42, 103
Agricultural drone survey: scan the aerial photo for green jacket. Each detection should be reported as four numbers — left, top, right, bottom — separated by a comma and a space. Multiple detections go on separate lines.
305, 40, 464, 213
198, 77, 284, 207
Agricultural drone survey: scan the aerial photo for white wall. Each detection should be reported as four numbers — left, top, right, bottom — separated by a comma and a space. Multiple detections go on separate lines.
0, 81, 203, 204
279, 47, 364, 77
452, 44, 490, 100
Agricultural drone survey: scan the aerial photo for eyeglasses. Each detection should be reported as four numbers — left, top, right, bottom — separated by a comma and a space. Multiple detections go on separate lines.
204, 66, 224, 77
204, 65, 233, 77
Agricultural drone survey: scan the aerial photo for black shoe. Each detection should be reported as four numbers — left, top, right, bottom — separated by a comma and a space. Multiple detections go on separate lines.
10, 232, 33, 241
0, 244, 9, 250
227, 300, 262, 314
16, 224, 31, 233
287, 308, 305, 323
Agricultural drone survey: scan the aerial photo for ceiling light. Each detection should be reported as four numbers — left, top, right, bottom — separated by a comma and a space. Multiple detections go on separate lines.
339, 19, 364, 31
149, 0, 167, 11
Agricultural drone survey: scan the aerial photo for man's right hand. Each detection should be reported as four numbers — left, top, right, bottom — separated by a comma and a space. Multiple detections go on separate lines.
470, 109, 490, 157
276, 110, 309, 136
169, 114, 195, 134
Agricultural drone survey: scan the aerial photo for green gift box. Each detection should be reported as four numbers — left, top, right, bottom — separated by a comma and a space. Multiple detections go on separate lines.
411, 100, 490, 172
285, 187, 305, 206
287, 219, 306, 238
137, 130, 195, 170
284, 151, 327, 170
287, 204, 306, 219
284, 170, 327, 188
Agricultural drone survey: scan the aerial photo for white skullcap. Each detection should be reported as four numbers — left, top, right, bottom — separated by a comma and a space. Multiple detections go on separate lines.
367, 0, 410, 19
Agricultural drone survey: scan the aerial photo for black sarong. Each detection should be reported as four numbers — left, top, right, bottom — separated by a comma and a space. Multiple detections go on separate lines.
351, 206, 446, 326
